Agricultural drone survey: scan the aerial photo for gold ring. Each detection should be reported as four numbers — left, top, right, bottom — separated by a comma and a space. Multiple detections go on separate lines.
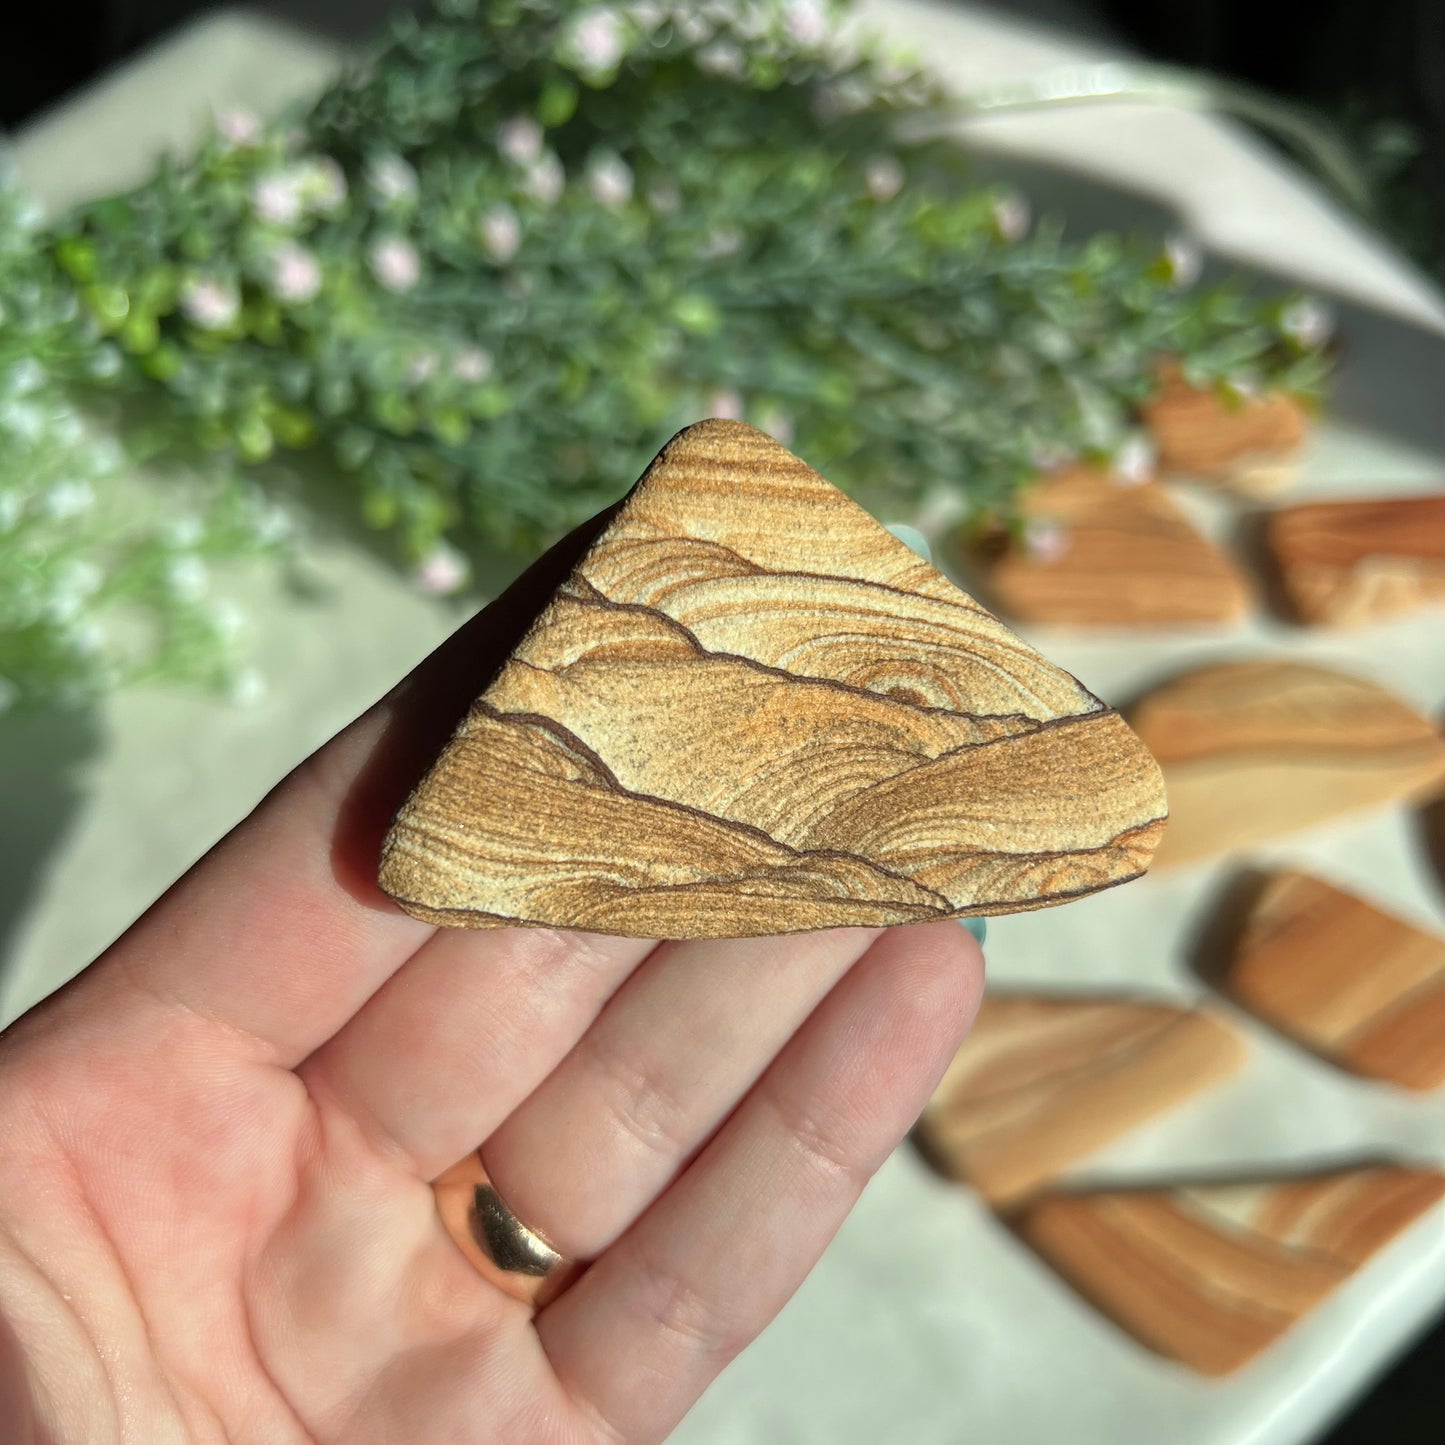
432, 1150, 580, 1307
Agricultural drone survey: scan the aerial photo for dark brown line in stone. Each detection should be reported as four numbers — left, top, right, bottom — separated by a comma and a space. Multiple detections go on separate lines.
467, 702, 959, 912
465, 706, 1159, 910
471, 698, 626, 792
552, 578, 1079, 732
579, 549, 1110, 713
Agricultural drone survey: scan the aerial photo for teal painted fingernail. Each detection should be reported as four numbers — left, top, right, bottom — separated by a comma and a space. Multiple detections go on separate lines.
961, 917, 987, 945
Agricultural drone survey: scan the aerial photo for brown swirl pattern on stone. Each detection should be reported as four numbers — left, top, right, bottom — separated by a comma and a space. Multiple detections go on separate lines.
918, 994, 1244, 1205
1266, 494, 1445, 627
971, 468, 1252, 627
1016, 1166, 1445, 1375
379, 419, 1169, 937
1131, 660, 1445, 869
1226, 870, 1445, 1090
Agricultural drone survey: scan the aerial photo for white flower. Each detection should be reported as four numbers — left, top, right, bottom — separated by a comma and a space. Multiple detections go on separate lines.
587, 152, 634, 208
165, 554, 210, 602
0, 676, 16, 714
252, 504, 293, 544
58, 558, 103, 599
865, 154, 905, 202
784, 0, 829, 47
215, 106, 261, 147
992, 192, 1030, 242
208, 598, 245, 640
1023, 519, 1071, 564
522, 151, 565, 206
1280, 296, 1334, 348
697, 41, 745, 77
1162, 234, 1203, 287
86, 436, 125, 474
270, 243, 322, 303
1111, 434, 1156, 486
68, 620, 106, 657
625, 0, 667, 31
1, 401, 45, 443
708, 388, 745, 420
301, 156, 348, 213
405, 351, 438, 386
180, 277, 240, 330
228, 667, 267, 707
497, 116, 544, 166
647, 179, 681, 214
162, 514, 204, 548
565, 7, 627, 75
368, 236, 421, 292
520, 151, 563, 208
676, 11, 713, 45
5, 358, 47, 396
415, 542, 470, 596
365, 152, 419, 204
883, 521, 932, 561
44, 480, 95, 519
87, 345, 124, 382
452, 346, 493, 383
478, 205, 522, 263
250, 173, 303, 226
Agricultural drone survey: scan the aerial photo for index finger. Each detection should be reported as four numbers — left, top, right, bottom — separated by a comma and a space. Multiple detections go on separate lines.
13, 509, 620, 1068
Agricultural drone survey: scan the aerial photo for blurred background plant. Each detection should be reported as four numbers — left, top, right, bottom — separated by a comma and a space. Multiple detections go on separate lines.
1, 0, 1332, 713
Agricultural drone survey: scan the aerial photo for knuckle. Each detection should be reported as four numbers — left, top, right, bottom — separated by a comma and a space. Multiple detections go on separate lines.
632, 1242, 750, 1364
768, 1086, 870, 1194
584, 1029, 693, 1164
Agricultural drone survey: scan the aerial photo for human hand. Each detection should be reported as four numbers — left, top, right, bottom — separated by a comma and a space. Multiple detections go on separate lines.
0, 513, 984, 1445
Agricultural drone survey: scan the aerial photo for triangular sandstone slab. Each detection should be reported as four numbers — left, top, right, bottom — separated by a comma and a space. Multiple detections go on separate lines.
1226, 870, 1445, 1090
918, 994, 1244, 1204
1016, 1166, 1445, 1375
379, 420, 1168, 938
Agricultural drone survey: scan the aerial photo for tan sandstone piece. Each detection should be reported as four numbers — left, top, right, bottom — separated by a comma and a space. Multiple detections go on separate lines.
918, 994, 1245, 1204
1266, 495, 1445, 627
974, 468, 1251, 627
1142, 364, 1307, 497
1226, 870, 1445, 1090
1016, 1166, 1445, 1375
379, 420, 1168, 937
1130, 660, 1445, 869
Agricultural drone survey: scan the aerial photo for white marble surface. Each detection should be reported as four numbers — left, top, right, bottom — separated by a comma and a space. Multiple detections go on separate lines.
5, 7, 1445, 1445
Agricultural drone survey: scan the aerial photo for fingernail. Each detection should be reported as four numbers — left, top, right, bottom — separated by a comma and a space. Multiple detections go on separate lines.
960, 916, 988, 946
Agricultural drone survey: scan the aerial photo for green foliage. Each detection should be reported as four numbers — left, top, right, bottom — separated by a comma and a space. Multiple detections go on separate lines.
2, 0, 1331, 710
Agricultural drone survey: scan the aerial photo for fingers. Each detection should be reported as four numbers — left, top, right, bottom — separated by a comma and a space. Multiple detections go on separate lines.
537, 920, 984, 1445
296, 927, 657, 1180
21, 510, 618, 1068
479, 927, 883, 1257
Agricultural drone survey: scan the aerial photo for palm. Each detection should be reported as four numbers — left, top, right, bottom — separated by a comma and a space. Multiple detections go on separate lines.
0, 532, 982, 1445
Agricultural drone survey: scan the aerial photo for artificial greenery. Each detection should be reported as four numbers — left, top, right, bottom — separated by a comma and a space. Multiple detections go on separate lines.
1, 0, 1331, 711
